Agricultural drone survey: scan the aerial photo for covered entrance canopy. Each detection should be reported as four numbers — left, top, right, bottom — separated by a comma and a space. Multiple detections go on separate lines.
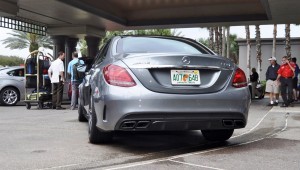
0, 0, 299, 59
0, 0, 299, 36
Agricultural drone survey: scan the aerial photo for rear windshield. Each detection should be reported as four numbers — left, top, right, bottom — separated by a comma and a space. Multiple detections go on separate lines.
117, 37, 208, 54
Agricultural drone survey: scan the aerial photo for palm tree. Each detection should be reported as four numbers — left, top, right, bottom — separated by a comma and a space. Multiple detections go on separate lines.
228, 34, 239, 63
208, 27, 214, 50
222, 26, 226, 57
214, 27, 219, 54
272, 24, 277, 58
218, 27, 223, 55
245, 25, 251, 78
197, 33, 238, 63
226, 26, 230, 58
255, 25, 262, 78
285, 24, 291, 58
1, 30, 53, 53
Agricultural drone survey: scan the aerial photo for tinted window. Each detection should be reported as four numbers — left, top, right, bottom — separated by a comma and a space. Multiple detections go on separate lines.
7, 68, 24, 77
117, 37, 207, 54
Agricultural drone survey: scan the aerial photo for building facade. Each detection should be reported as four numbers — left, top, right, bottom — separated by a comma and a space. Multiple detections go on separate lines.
237, 38, 300, 81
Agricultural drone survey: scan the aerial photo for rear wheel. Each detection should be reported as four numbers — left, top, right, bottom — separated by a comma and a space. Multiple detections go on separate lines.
88, 97, 113, 144
201, 129, 234, 141
0, 87, 19, 106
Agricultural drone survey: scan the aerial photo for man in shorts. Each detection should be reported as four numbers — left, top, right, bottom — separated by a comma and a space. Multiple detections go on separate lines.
265, 57, 280, 106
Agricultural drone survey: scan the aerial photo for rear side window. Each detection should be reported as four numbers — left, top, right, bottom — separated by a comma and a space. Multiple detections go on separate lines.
7, 69, 24, 77
117, 37, 208, 54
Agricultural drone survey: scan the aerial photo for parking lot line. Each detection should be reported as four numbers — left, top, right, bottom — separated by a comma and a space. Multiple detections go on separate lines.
104, 112, 289, 170
231, 109, 271, 139
169, 159, 224, 170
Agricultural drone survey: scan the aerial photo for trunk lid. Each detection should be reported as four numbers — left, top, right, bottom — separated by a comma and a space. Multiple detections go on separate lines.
122, 53, 235, 94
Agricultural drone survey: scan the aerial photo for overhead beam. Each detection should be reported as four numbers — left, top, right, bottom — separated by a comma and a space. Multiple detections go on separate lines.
0, 0, 18, 16
47, 25, 106, 38
57, 0, 127, 25
128, 14, 268, 27
260, 0, 272, 20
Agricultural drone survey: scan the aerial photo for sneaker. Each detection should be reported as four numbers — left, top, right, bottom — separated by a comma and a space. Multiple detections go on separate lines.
280, 103, 288, 107
267, 103, 274, 106
56, 107, 66, 110
274, 102, 278, 106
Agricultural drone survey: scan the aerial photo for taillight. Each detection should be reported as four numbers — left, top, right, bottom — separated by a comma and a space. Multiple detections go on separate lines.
103, 64, 136, 87
232, 68, 247, 88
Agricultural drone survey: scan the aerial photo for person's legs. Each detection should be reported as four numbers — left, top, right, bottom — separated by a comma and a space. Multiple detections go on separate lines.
269, 92, 274, 104
280, 78, 288, 106
56, 81, 64, 108
274, 81, 280, 105
71, 81, 79, 109
52, 83, 58, 109
287, 78, 293, 104
293, 78, 298, 101
266, 80, 273, 105
251, 82, 257, 99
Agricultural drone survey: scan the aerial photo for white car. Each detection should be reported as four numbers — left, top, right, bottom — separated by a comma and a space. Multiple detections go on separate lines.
0, 66, 25, 106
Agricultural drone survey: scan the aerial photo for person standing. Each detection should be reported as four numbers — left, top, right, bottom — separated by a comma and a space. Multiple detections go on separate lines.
67, 52, 84, 110
291, 57, 299, 102
276, 56, 296, 107
250, 68, 261, 99
265, 57, 280, 106
48, 51, 66, 110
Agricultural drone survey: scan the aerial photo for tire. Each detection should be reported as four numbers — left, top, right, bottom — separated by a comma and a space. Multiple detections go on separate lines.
78, 105, 88, 122
0, 87, 19, 106
38, 102, 43, 109
26, 103, 31, 110
88, 97, 113, 144
201, 129, 234, 141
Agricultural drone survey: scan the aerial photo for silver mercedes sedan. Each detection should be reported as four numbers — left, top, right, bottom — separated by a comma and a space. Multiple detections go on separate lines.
0, 66, 25, 106
78, 36, 250, 144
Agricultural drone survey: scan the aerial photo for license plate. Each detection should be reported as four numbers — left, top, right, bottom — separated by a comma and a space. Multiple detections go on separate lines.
171, 70, 201, 85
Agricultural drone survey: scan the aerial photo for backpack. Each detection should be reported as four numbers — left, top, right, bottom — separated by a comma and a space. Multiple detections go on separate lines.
72, 60, 86, 80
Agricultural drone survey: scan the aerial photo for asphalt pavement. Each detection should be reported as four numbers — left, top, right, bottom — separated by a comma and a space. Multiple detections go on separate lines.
0, 99, 299, 170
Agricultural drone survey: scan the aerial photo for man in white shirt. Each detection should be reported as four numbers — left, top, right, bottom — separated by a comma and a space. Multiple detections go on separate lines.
48, 51, 66, 110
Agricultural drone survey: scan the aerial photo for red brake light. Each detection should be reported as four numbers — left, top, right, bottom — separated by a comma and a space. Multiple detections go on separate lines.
103, 64, 136, 87
232, 68, 247, 88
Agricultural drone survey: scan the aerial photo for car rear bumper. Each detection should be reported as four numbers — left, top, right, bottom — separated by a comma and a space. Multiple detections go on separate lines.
93, 86, 250, 131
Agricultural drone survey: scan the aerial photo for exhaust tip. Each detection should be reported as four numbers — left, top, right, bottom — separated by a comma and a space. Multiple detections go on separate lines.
234, 120, 245, 127
135, 121, 150, 129
121, 121, 136, 129
223, 120, 234, 127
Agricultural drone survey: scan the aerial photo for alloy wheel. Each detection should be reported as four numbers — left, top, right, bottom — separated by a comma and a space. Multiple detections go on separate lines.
2, 89, 18, 105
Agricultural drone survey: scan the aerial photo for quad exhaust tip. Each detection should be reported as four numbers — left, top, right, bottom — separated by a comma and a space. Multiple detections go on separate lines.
121, 121, 136, 129
223, 119, 245, 128
121, 120, 151, 129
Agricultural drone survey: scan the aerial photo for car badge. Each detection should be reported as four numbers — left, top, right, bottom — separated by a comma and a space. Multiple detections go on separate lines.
182, 56, 191, 65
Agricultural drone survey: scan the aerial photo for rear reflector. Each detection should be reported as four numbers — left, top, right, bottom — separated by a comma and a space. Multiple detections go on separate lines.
232, 68, 247, 88
103, 64, 136, 87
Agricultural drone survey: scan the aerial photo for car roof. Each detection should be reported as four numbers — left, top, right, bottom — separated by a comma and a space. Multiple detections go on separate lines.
0, 66, 24, 71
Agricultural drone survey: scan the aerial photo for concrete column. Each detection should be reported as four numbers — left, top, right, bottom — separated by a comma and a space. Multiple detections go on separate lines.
85, 36, 101, 58
51, 35, 67, 59
65, 37, 79, 79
